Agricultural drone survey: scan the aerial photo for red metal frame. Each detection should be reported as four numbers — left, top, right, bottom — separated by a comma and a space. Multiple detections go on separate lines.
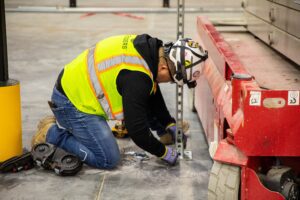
195, 16, 300, 199
241, 167, 285, 200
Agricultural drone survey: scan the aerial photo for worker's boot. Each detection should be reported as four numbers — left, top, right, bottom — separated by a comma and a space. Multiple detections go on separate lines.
31, 116, 56, 148
160, 120, 190, 145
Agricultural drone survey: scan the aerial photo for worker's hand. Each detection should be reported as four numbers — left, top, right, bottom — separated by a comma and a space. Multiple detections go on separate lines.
164, 122, 188, 148
166, 123, 176, 135
161, 146, 179, 166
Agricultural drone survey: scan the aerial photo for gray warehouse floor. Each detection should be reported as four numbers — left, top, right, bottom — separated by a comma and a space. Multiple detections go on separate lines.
0, 1, 243, 199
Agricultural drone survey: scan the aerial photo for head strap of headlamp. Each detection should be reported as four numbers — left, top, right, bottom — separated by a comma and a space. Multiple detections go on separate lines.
163, 41, 174, 56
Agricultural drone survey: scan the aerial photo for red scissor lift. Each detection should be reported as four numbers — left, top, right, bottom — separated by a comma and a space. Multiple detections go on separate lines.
194, 16, 300, 200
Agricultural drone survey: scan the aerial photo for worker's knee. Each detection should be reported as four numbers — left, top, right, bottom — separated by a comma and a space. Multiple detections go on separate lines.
106, 152, 121, 169
105, 143, 121, 169
94, 151, 120, 169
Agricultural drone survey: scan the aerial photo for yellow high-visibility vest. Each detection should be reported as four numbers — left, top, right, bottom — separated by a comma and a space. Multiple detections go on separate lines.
61, 35, 155, 120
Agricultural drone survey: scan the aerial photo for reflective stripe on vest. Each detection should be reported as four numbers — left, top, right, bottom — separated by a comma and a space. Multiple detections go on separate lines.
87, 47, 152, 120
87, 47, 111, 117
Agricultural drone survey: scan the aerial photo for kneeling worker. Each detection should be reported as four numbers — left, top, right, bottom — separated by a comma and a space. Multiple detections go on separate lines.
32, 34, 208, 169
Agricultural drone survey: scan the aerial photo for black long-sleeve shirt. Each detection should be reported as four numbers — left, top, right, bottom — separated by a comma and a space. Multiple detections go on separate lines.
116, 34, 175, 157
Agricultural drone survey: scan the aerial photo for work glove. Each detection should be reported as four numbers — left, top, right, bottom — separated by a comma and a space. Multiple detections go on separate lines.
160, 146, 179, 166
166, 123, 176, 135
161, 122, 188, 147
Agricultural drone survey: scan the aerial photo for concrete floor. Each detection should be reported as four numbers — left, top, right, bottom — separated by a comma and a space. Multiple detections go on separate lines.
0, 1, 243, 199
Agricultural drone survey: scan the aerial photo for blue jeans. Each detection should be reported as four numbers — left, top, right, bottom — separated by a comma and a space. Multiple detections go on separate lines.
46, 87, 120, 169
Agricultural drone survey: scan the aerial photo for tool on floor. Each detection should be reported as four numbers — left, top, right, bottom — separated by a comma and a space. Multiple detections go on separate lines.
124, 151, 150, 161
0, 151, 34, 173
31, 143, 83, 176
112, 120, 129, 138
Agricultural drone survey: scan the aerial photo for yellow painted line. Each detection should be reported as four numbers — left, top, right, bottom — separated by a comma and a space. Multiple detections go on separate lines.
95, 174, 106, 200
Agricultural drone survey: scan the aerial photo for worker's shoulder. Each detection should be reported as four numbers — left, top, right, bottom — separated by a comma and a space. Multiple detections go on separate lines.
117, 69, 153, 90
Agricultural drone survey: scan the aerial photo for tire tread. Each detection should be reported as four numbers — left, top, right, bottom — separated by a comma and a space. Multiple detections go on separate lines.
208, 161, 240, 200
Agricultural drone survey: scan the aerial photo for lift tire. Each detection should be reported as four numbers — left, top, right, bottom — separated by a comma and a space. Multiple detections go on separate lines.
208, 161, 240, 200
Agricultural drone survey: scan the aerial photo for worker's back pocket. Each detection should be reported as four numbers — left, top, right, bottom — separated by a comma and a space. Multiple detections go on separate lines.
49, 101, 72, 132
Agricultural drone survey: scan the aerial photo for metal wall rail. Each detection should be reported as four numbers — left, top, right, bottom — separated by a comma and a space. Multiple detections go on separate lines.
175, 0, 185, 159
68, 0, 170, 8
6, 7, 242, 13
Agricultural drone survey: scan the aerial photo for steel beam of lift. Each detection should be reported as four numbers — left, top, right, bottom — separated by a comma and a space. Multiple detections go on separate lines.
176, 0, 191, 160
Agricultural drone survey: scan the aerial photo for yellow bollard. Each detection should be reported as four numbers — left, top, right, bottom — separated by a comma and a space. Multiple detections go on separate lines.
0, 80, 22, 162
